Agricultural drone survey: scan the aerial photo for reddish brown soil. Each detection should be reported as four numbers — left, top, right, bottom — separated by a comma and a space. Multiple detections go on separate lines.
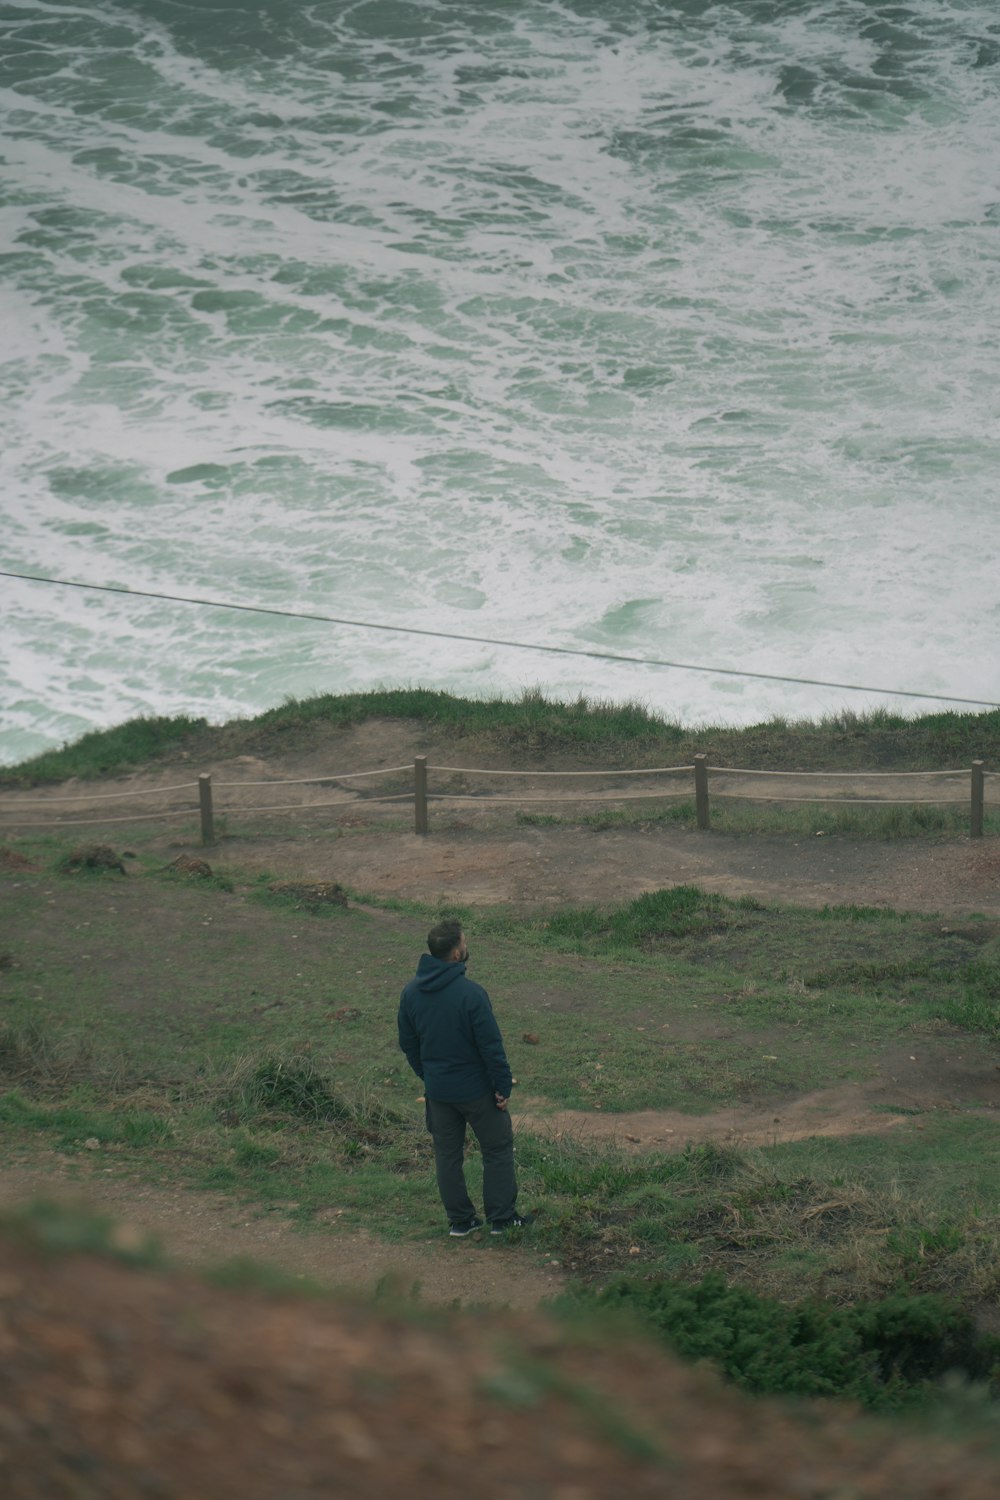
5, 1231, 1000, 1500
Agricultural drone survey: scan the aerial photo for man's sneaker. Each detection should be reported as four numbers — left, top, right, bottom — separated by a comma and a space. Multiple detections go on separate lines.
490, 1213, 535, 1235
448, 1217, 484, 1238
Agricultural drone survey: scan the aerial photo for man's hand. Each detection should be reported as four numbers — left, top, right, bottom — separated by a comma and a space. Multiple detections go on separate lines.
495, 1092, 509, 1111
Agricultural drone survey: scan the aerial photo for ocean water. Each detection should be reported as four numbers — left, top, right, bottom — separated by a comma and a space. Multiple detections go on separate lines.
2, 0, 999, 765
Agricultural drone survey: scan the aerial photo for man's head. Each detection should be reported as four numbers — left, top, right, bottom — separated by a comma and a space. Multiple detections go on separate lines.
427, 919, 467, 962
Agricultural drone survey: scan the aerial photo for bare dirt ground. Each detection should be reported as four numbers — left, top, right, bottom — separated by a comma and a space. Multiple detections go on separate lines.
221, 819, 1000, 917
0, 1159, 564, 1312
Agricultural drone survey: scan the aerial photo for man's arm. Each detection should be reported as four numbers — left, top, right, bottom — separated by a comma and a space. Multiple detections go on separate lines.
468, 990, 513, 1099
396, 992, 424, 1079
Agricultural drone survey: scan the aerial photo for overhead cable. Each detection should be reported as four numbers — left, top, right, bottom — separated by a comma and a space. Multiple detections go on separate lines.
2, 568, 997, 710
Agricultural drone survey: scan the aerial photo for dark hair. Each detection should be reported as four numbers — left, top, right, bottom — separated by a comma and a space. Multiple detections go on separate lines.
427, 919, 464, 959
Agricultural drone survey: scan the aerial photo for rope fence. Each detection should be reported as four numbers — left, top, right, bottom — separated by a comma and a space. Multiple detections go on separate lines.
0, 808, 201, 829
428, 763, 694, 777
426, 790, 694, 804
212, 794, 415, 816
6, 780, 200, 805
0, 756, 993, 843
712, 766, 966, 779
212, 765, 413, 788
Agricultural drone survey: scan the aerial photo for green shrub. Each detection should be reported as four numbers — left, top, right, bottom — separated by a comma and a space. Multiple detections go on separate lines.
851, 1292, 997, 1389
558, 1273, 1000, 1412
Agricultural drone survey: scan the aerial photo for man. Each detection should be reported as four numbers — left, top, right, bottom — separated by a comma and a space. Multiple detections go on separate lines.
398, 919, 531, 1237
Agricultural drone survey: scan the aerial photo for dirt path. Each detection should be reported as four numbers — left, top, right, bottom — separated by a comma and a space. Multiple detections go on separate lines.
206, 821, 1000, 916
0, 1158, 566, 1310
5, 1032, 998, 1309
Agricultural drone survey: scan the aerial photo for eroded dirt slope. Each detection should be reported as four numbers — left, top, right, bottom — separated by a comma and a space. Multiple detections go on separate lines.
5, 1232, 1000, 1500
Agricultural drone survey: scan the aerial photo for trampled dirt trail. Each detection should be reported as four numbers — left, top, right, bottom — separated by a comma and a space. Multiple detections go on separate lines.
207, 816, 1000, 916
0, 1159, 564, 1311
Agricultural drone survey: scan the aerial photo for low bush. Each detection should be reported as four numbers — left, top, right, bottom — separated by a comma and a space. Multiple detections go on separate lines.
558, 1273, 1000, 1412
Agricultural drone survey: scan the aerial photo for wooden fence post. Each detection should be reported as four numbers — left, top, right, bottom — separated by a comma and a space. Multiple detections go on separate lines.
971, 760, 985, 839
198, 773, 215, 846
414, 756, 428, 835
694, 754, 710, 830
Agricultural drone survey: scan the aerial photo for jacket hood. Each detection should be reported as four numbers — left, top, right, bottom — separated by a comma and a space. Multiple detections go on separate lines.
414, 953, 468, 993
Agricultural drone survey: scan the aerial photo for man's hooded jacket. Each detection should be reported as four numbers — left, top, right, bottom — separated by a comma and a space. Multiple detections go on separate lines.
398, 955, 513, 1103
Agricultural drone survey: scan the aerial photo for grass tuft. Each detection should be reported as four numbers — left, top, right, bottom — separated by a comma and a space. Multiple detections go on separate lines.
232, 1055, 353, 1123
3, 1200, 164, 1266
936, 961, 1000, 1039
183, 1053, 410, 1145
56, 844, 127, 876
0, 1022, 128, 1095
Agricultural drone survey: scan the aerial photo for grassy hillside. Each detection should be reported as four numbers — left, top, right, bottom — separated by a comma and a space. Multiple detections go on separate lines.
3, 841, 999, 1320
3, 688, 1000, 786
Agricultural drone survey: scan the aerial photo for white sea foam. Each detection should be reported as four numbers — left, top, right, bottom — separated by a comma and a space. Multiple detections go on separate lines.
1, 0, 999, 764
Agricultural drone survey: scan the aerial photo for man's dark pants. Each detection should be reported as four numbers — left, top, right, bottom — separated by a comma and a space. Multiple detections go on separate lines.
426, 1092, 517, 1227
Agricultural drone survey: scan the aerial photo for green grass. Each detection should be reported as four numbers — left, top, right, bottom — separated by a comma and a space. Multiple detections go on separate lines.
8, 1071, 997, 1308
4, 858, 996, 1114
1, 713, 206, 785
3, 840, 1000, 1319
2, 855, 998, 1112
511, 1115, 1000, 1303
0, 1091, 172, 1148
558, 799, 998, 839
2, 690, 998, 787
